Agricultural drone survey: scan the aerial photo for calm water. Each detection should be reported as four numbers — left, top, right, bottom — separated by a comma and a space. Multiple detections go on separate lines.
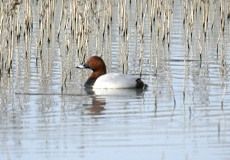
0, 0, 230, 160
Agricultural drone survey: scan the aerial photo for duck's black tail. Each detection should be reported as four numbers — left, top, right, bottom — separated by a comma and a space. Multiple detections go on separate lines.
135, 78, 148, 90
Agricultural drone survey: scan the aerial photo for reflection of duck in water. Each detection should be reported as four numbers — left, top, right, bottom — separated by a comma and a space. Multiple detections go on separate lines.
84, 87, 146, 96
84, 88, 145, 115
84, 96, 106, 115
84, 86, 146, 115
77, 56, 148, 89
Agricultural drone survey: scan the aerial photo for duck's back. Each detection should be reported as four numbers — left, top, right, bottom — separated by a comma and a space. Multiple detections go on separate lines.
93, 73, 138, 89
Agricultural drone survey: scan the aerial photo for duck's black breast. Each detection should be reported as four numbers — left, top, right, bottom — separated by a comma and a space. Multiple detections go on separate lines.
84, 78, 97, 88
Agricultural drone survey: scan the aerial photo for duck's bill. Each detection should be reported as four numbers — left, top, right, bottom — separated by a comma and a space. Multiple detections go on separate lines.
77, 64, 85, 68
76, 64, 88, 69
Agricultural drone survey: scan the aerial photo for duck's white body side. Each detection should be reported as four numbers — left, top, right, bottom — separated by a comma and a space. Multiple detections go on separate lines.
93, 73, 138, 89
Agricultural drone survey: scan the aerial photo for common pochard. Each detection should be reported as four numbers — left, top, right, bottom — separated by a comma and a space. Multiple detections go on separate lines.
77, 56, 148, 89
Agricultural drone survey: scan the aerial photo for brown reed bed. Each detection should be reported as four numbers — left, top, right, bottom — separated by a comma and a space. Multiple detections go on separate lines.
0, 0, 229, 105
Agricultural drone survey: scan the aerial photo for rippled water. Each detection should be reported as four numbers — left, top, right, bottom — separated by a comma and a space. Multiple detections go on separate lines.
1, 0, 230, 160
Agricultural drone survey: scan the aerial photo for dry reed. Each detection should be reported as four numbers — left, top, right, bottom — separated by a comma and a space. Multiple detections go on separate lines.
0, 0, 228, 108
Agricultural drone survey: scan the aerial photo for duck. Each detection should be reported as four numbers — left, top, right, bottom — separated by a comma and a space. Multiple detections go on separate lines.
77, 56, 148, 89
